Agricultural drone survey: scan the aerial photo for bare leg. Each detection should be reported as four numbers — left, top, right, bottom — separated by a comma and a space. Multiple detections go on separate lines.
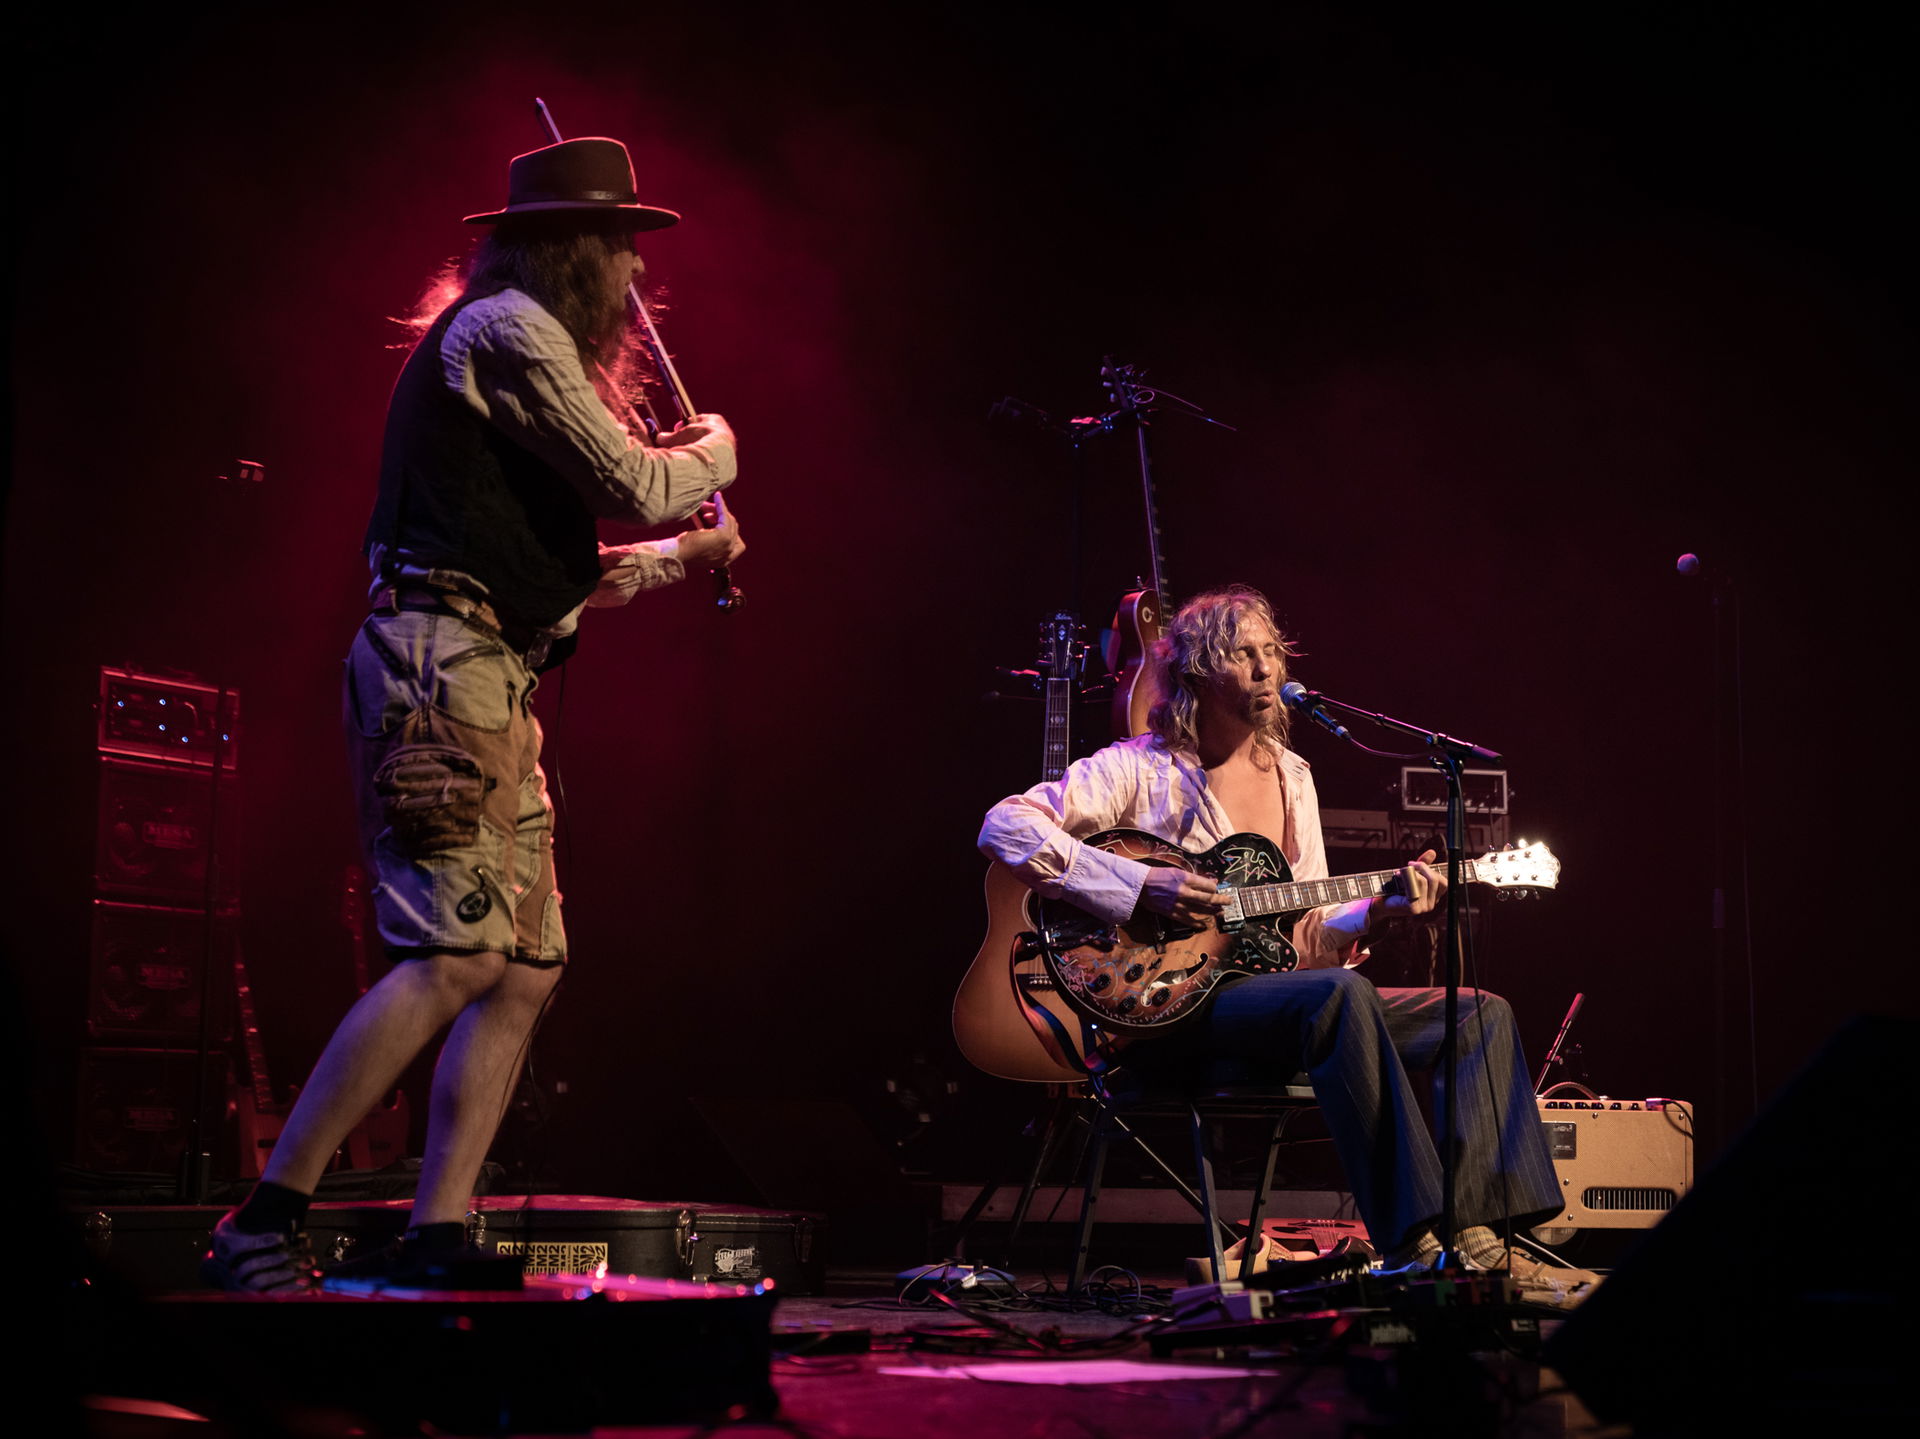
261, 951, 512, 1197
410, 959, 562, 1226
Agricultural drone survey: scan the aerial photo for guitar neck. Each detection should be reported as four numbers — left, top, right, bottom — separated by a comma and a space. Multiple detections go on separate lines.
231, 955, 277, 1112
1042, 675, 1072, 782
1235, 859, 1493, 918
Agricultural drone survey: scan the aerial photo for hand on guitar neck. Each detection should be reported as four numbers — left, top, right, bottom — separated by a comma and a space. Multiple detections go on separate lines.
1366, 849, 1446, 928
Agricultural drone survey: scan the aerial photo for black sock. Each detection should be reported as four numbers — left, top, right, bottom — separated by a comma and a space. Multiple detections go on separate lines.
405, 1221, 467, 1253
233, 1181, 312, 1235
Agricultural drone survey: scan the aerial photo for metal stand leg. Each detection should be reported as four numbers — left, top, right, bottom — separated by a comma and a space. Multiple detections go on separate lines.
1190, 1104, 1229, 1284
1241, 1110, 1292, 1276
1004, 1090, 1082, 1269
1067, 1113, 1112, 1294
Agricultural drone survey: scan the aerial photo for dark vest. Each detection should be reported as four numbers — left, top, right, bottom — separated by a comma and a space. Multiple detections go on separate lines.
365, 293, 600, 630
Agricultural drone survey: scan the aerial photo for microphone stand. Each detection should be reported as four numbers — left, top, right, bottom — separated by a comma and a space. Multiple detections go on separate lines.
1305, 691, 1504, 1267
178, 684, 234, 1204
990, 360, 1235, 620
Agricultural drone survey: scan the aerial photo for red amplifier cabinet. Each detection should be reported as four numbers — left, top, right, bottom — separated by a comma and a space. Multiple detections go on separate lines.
94, 755, 239, 902
97, 668, 240, 770
75, 1048, 231, 1173
1536, 1097, 1695, 1230
87, 901, 235, 1043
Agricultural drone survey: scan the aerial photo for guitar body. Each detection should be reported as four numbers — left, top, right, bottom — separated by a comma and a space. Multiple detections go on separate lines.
953, 862, 1093, 1083
1035, 829, 1301, 1035
1106, 587, 1164, 740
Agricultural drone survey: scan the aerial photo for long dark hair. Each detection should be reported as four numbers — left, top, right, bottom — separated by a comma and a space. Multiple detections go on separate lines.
1148, 586, 1300, 753
401, 214, 645, 401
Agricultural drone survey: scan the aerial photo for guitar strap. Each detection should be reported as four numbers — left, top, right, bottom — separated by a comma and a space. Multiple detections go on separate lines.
1025, 996, 1106, 1078
1009, 947, 1117, 1079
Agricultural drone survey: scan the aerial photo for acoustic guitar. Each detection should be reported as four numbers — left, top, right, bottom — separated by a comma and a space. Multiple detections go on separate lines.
952, 614, 1096, 1083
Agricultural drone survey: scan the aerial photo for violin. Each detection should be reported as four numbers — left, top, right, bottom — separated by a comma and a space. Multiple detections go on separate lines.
536, 98, 743, 612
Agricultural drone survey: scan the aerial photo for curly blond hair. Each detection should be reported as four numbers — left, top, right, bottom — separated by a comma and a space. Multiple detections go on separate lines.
1147, 586, 1299, 753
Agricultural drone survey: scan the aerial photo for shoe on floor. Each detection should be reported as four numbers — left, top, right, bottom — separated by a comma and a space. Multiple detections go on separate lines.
201, 1211, 318, 1294
1470, 1244, 1603, 1309
323, 1232, 523, 1293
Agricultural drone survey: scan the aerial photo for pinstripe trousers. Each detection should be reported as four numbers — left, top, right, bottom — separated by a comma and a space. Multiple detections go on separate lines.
1135, 968, 1564, 1253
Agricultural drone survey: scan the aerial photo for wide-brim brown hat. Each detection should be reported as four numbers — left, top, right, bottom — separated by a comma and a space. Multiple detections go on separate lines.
463, 137, 680, 228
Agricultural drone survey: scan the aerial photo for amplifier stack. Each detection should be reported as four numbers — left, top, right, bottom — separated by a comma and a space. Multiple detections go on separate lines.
77, 668, 241, 1174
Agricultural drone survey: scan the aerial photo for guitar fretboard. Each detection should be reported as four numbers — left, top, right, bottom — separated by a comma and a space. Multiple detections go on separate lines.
1233, 861, 1486, 917
1043, 676, 1071, 782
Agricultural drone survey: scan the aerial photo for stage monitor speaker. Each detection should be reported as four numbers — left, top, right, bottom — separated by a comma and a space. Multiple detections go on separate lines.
1535, 1097, 1693, 1230
1544, 1015, 1911, 1428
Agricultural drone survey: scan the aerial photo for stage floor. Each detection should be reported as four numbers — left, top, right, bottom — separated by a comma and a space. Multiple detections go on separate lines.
75, 1267, 1603, 1438
749, 1274, 1595, 1439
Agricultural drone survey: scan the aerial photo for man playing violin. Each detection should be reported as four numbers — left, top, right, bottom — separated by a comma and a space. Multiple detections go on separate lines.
205, 137, 745, 1292
979, 586, 1578, 1285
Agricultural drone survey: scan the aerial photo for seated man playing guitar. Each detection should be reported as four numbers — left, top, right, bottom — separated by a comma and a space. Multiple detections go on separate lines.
977, 586, 1564, 1274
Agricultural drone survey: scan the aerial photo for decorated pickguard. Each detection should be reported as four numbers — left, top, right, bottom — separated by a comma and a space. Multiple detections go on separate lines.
1033, 829, 1301, 1035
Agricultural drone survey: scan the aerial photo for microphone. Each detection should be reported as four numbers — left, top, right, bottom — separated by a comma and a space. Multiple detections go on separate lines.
1280, 682, 1351, 741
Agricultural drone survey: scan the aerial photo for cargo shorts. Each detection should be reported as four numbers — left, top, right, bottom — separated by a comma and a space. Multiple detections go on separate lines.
344, 607, 566, 964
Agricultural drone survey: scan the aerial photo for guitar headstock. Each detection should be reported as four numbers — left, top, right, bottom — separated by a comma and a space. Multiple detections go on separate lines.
1101, 357, 1147, 411
1473, 840, 1561, 894
1038, 612, 1085, 683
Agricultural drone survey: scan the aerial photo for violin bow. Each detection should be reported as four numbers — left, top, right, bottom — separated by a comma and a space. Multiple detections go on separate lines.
535, 97, 743, 612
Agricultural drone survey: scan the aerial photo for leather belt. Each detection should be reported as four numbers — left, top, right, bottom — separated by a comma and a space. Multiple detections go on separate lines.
372, 585, 551, 667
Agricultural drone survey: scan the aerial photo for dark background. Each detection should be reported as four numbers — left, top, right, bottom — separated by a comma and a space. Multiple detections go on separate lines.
9, 4, 1913, 1203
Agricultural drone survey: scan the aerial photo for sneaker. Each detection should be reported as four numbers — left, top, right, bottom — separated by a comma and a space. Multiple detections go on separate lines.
1468, 1244, 1603, 1309
202, 1212, 318, 1294
323, 1232, 522, 1293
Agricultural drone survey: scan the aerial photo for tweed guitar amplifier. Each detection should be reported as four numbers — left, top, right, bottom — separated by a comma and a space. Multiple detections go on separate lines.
1536, 1097, 1694, 1231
